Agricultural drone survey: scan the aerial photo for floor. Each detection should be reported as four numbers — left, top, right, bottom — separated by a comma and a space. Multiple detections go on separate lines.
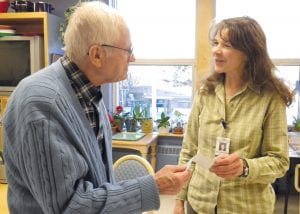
1, 184, 299, 214
156, 193, 299, 214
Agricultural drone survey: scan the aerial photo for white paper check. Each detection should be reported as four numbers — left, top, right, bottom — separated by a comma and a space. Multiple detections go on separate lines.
186, 154, 214, 170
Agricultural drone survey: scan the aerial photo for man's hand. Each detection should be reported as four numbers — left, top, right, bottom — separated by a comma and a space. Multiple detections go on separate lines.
154, 165, 192, 195
209, 152, 244, 179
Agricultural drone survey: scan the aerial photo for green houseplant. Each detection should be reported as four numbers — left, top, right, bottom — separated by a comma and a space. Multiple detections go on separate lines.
139, 105, 153, 133
124, 105, 144, 132
292, 116, 300, 132
155, 112, 170, 134
108, 105, 129, 133
172, 110, 185, 134
60, 0, 93, 43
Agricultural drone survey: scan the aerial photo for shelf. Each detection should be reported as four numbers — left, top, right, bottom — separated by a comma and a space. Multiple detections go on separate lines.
0, 12, 48, 21
155, 132, 184, 138
0, 12, 63, 66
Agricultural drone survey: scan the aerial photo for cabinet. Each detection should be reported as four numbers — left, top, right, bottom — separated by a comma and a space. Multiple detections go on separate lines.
0, 96, 8, 152
0, 12, 63, 149
0, 12, 63, 66
0, 96, 9, 152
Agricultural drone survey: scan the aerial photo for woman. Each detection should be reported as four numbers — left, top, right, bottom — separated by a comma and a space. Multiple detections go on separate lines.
174, 16, 293, 214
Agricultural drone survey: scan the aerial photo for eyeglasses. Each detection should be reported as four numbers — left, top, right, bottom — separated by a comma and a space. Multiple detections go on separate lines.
101, 44, 134, 57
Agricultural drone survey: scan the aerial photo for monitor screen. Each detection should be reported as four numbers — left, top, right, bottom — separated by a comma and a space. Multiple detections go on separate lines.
0, 40, 31, 87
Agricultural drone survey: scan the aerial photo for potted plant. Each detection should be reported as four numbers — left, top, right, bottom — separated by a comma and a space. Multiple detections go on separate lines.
139, 105, 153, 133
124, 105, 143, 132
59, 0, 91, 43
288, 116, 300, 146
292, 116, 300, 132
108, 105, 129, 133
172, 110, 185, 134
155, 112, 170, 134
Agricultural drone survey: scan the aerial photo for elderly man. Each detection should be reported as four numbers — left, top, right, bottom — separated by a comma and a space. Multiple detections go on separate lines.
3, 2, 191, 214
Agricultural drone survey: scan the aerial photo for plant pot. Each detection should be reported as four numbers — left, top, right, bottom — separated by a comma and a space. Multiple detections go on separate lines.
111, 126, 118, 134
114, 118, 124, 132
141, 118, 153, 133
158, 126, 170, 134
172, 126, 183, 134
125, 118, 137, 132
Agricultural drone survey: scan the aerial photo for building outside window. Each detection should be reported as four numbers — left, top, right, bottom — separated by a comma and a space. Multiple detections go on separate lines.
114, 0, 196, 126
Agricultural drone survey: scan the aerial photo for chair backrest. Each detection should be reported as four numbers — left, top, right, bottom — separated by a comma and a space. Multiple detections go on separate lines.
295, 164, 300, 192
113, 155, 154, 182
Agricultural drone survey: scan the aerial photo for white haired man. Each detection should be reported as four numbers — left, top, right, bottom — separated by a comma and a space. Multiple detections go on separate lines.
3, 2, 191, 213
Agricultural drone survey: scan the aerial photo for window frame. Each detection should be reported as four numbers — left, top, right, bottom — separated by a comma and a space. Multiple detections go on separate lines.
273, 59, 300, 66
111, 59, 196, 114
109, 0, 198, 112
107, 0, 300, 124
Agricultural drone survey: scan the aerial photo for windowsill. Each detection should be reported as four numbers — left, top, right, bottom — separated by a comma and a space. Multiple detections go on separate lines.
155, 132, 184, 138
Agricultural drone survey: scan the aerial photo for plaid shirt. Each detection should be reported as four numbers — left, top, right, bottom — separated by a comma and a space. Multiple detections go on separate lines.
177, 83, 289, 214
61, 55, 102, 136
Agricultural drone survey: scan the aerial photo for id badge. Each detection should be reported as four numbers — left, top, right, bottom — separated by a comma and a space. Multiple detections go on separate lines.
215, 137, 230, 156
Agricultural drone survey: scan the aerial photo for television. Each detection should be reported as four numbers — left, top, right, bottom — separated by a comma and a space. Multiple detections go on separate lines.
0, 36, 44, 93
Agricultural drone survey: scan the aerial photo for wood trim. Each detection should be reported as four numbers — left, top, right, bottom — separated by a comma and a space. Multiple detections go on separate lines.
195, 0, 215, 89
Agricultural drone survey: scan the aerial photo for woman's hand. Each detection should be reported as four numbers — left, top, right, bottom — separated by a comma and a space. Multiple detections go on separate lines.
173, 199, 185, 214
209, 152, 244, 179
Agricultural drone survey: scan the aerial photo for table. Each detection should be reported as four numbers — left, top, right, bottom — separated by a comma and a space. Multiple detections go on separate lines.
283, 145, 300, 214
112, 133, 158, 169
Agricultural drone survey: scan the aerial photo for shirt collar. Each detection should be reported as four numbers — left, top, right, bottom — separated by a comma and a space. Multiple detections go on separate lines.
61, 55, 102, 103
215, 82, 261, 102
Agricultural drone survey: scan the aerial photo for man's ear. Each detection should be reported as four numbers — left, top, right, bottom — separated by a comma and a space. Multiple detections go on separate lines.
88, 45, 104, 67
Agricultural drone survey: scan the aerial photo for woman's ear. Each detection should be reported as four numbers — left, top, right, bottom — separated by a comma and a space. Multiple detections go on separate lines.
88, 45, 104, 67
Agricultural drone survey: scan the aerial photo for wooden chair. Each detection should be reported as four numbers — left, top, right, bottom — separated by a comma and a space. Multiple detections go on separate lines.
113, 154, 154, 182
295, 164, 300, 192
113, 155, 155, 214
294, 164, 300, 211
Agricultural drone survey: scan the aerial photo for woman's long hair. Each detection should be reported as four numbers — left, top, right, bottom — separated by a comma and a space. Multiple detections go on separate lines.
202, 16, 293, 106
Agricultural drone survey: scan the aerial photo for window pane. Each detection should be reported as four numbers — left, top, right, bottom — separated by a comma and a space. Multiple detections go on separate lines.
276, 66, 300, 125
118, 65, 192, 124
216, 0, 300, 58
116, 0, 196, 59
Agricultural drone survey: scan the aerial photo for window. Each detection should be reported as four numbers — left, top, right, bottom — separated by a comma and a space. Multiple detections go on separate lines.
276, 64, 300, 125
216, 0, 300, 59
116, 0, 195, 59
119, 65, 192, 122
114, 0, 196, 124
216, 0, 300, 125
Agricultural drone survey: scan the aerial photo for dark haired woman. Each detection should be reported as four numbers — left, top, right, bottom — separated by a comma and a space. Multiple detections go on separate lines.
174, 16, 293, 214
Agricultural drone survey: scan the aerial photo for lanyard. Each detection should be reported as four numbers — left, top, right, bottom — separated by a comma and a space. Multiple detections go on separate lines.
221, 90, 228, 136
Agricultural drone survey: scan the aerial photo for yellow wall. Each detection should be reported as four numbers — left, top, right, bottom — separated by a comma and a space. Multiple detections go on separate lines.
194, 0, 215, 89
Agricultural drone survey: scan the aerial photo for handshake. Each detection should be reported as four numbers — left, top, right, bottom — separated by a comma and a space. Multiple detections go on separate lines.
154, 165, 192, 194
154, 152, 244, 195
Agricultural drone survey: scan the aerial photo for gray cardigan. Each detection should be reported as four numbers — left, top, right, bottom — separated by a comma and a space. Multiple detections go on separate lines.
3, 60, 160, 214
